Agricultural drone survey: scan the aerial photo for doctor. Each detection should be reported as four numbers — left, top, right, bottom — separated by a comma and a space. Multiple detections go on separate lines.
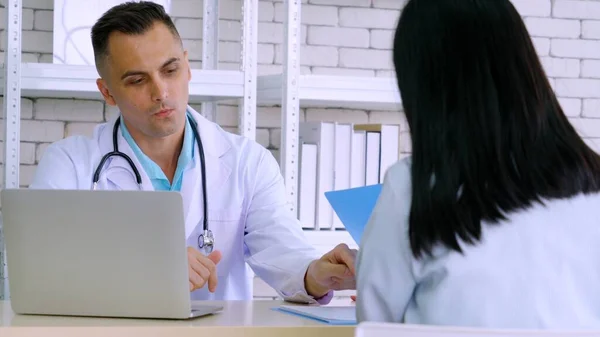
29, 1, 356, 304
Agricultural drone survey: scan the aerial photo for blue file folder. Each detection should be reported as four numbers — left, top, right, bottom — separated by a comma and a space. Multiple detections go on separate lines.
274, 305, 356, 325
324, 184, 382, 245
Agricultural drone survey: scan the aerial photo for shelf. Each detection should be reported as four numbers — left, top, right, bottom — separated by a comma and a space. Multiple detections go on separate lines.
0, 63, 245, 103
257, 74, 402, 111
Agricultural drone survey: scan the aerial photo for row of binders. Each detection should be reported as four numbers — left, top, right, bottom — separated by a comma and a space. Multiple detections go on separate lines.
298, 121, 403, 230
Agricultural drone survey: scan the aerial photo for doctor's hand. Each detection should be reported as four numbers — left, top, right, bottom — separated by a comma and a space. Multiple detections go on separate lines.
304, 243, 357, 298
187, 247, 222, 293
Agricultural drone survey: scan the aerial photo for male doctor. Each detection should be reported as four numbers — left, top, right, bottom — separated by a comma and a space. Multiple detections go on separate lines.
29, 1, 356, 304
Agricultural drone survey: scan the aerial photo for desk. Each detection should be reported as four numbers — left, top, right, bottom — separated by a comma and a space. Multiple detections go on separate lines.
0, 300, 355, 337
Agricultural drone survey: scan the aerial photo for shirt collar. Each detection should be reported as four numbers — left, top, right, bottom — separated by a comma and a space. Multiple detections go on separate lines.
119, 112, 195, 182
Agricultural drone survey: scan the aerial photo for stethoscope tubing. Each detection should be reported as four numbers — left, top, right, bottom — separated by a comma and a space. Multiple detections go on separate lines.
91, 114, 213, 253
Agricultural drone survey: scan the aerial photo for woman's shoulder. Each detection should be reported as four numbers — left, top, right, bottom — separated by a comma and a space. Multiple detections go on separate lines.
384, 156, 413, 192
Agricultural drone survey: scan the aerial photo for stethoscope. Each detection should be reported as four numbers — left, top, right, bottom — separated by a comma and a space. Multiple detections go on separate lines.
91, 114, 215, 255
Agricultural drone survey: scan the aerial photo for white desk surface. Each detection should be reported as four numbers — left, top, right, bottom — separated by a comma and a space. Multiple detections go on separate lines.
0, 300, 356, 337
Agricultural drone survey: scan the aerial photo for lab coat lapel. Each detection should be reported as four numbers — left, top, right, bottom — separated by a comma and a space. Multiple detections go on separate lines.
181, 154, 200, 239
97, 114, 154, 191
182, 107, 232, 240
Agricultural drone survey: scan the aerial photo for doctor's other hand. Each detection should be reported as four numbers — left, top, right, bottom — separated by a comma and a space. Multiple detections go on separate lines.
304, 243, 357, 298
187, 247, 222, 293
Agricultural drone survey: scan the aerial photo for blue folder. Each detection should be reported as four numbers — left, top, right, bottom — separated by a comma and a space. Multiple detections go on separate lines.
273, 305, 356, 325
324, 184, 382, 245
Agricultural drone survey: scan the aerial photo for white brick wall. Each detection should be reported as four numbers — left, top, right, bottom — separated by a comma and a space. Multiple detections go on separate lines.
8, 0, 599, 168
3, 0, 600, 298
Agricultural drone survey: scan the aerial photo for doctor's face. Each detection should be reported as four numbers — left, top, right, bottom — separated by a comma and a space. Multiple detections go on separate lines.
96, 22, 192, 139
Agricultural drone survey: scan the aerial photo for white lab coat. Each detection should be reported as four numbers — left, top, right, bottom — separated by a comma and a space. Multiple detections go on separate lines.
29, 106, 326, 303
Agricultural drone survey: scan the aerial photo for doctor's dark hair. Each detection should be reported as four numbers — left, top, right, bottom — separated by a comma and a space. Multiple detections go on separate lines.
393, 0, 600, 258
90, 1, 181, 74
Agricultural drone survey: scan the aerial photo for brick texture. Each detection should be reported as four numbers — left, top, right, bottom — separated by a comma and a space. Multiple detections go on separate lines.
512, 0, 552, 17
1, 0, 598, 194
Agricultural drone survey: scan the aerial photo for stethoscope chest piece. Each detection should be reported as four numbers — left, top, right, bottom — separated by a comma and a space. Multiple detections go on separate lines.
198, 229, 214, 255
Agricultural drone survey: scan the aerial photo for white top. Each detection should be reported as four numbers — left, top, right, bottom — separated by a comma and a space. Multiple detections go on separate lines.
356, 157, 600, 329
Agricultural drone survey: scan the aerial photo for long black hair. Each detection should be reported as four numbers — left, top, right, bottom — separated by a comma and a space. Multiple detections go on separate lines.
393, 0, 600, 259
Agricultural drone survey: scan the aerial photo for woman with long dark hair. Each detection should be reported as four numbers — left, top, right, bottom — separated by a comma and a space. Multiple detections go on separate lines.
356, 0, 600, 328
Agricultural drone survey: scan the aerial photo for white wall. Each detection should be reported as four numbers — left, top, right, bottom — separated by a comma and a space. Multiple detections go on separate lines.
1, 0, 600, 187
1, 0, 600, 298
0, 0, 403, 186
3, 0, 600, 185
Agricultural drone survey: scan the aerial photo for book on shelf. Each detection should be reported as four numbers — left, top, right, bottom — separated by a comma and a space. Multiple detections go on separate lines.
353, 124, 401, 184
297, 121, 403, 231
299, 121, 335, 230
332, 123, 353, 229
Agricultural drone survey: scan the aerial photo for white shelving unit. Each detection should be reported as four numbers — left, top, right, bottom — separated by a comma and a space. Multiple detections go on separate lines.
0, 63, 247, 103
0, 0, 258, 300
0, 0, 398, 301
258, 74, 402, 111
261, 0, 402, 245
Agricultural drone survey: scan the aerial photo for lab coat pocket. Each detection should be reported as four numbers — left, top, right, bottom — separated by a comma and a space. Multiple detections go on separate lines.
207, 206, 243, 223
206, 206, 245, 277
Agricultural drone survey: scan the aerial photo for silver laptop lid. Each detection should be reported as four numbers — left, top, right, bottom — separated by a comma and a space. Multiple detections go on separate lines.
1, 189, 192, 319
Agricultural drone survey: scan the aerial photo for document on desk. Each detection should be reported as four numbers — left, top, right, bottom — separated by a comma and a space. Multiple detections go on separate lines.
275, 305, 356, 325
324, 184, 382, 245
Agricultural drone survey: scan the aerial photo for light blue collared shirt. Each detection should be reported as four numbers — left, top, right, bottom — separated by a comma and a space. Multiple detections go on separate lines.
120, 114, 195, 191
356, 156, 600, 329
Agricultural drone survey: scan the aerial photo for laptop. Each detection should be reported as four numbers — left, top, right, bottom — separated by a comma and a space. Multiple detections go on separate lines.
0, 188, 223, 320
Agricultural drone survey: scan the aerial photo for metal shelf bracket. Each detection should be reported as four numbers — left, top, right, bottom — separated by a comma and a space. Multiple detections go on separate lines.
201, 0, 219, 122
239, 0, 257, 140
1, 0, 22, 301
281, 0, 301, 215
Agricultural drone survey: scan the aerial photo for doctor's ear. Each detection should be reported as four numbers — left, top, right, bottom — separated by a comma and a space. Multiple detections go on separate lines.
96, 78, 117, 106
